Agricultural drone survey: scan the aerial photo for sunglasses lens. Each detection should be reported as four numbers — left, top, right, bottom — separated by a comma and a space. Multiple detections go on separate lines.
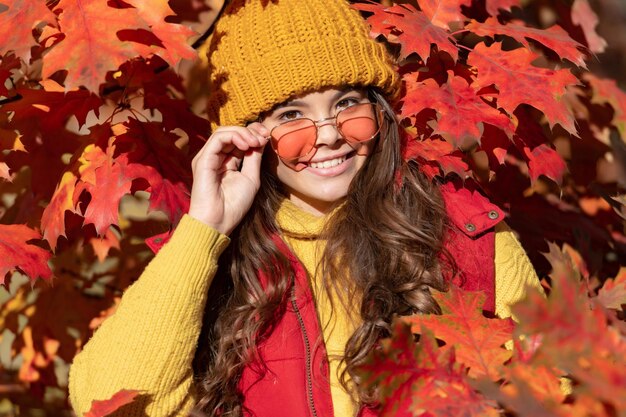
271, 119, 317, 160
338, 104, 379, 143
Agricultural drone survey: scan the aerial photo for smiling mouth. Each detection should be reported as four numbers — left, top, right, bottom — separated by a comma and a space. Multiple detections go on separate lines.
308, 151, 355, 169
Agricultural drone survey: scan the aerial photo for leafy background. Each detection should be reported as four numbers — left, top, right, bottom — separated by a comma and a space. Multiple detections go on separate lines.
0, 0, 625, 415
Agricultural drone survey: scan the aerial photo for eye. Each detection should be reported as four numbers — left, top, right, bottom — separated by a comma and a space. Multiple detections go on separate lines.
336, 97, 361, 111
278, 110, 302, 121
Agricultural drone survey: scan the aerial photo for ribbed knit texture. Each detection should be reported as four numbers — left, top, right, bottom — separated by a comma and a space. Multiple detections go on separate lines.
205, 0, 400, 128
68, 215, 230, 416
68, 203, 540, 417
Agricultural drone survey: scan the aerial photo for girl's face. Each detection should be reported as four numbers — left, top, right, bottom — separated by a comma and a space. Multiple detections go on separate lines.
262, 88, 376, 216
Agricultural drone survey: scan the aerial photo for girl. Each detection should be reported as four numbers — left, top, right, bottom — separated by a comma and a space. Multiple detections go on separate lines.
69, 0, 540, 416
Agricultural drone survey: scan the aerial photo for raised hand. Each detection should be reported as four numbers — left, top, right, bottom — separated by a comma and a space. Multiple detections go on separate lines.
188, 122, 269, 235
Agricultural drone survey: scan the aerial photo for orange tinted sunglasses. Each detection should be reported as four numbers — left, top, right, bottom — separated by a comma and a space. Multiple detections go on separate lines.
267, 102, 383, 171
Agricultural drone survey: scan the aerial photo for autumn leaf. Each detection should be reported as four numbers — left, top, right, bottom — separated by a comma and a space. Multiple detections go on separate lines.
401, 72, 515, 147
485, 0, 523, 16
523, 144, 568, 185
584, 73, 626, 136
40, 171, 79, 250
571, 0, 607, 54
84, 390, 141, 417
0, 53, 21, 96
0, 162, 10, 181
416, 0, 471, 30
466, 18, 587, 68
595, 267, 626, 310
113, 120, 192, 223
403, 136, 469, 178
90, 229, 121, 263
354, 2, 458, 61
0, 0, 57, 62
77, 142, 141, 235
124, 0, 197, 67
468, 43, 579, 135
358, 320, 499, 417
404, 286, 515, 379
0, 224, 52, 284
43, 0, 148, 92
0, 86, 102, 138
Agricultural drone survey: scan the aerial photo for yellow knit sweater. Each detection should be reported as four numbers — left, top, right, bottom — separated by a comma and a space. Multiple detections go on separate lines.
69, 199, 540, 417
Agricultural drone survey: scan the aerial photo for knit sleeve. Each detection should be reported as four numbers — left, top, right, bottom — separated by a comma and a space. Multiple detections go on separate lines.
68, 214, 230, 417
494, 222, 543, 319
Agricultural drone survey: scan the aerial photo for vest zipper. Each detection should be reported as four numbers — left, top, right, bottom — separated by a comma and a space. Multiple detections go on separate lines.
291, 284, 320, 417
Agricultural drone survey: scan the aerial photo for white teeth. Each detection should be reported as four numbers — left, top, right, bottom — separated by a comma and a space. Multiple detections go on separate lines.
310, 155, 347, 169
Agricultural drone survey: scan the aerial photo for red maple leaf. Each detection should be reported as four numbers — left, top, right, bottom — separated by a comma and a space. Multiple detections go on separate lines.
571, 0, 607, 54
1, 86, 102, 140
403, 136, 469, 178
404, 286, 515, 379
76, 142, 144, 235
0, 0, 57, 62
0, 53, 21, 96
42, 0, 148, 92
485, 0, 523, 16
523, 144, 568, 184
124, 0, 196, 67
0, 224, 52, 284
467, 18, 587, 68
354, 3, 458, 61
467, 43, 579, 135
358, 320, 499, 417
417, 0, 471, 29
401, 72, 515, 147
113, 120, 191, 223
84, 389, 141, 417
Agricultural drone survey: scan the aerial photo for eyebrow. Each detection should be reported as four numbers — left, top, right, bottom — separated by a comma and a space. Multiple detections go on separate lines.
273, 87, 362, 110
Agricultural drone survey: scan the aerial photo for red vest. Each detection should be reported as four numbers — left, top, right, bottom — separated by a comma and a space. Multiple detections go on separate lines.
147, 184, 504, 417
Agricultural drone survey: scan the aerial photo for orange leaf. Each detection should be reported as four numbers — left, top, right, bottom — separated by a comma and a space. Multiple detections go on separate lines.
417, 0, 471, 29
41, 171, 79, 251
485, 0, 523, 16
77, 143, 135, 235
124, 0, 196, 67
405, 286, 515, 379
401, 72, 515, 147
358, 321, 499, 417
84, 390, 141, 417
354, 2, 458, 61
0, 224, 52, 284
467, 18, 587, 68
0, 0, 57, 62
595, 267, 626, 310
42, 0, 148, 92
468, 43, 579, 135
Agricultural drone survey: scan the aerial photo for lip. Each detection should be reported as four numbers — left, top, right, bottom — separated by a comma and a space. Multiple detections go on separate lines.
305, 151, 355, 177
308, 151, 353, 164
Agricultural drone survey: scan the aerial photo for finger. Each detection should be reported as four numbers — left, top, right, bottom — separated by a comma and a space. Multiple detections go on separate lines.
240, 143, 266, 182
247, 122, 270, 139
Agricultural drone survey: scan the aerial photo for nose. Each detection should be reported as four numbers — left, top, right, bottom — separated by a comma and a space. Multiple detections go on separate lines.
315, 120, 341, 147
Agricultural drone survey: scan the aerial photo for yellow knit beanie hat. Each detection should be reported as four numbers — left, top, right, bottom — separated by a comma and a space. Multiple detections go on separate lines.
205, 0, 400, 128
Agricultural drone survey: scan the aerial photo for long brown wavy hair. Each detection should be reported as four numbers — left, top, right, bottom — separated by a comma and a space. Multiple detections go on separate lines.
192, 88, 451, 416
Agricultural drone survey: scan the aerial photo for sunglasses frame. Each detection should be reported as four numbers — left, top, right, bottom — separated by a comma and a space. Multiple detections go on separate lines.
267, 102, 385, 171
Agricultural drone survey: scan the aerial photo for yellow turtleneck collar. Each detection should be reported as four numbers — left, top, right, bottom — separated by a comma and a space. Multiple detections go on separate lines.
275, 197, 344, 239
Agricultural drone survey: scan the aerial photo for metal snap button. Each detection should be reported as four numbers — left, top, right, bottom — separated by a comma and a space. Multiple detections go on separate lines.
464, 223, 476, 232
488, 210, 499, 220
